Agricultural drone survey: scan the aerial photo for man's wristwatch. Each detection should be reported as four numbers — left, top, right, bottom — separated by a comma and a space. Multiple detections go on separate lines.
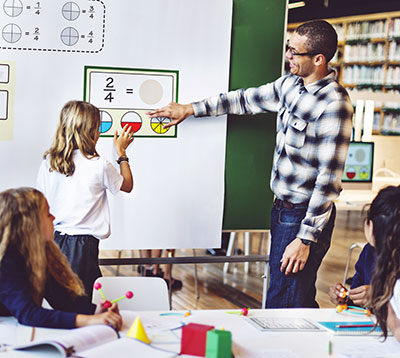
301, 239, 313, 246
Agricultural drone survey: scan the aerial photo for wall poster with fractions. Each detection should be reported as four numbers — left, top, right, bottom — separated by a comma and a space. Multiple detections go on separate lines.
84, 66, 179, 138
0, 60, 15, 141
0, 0, 233, 249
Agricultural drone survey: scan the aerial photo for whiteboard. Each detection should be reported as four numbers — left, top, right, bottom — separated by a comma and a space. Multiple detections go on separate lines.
0, 0, 232, 249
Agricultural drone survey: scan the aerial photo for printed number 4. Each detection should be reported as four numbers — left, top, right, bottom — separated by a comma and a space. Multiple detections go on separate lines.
105, 92, 114, 102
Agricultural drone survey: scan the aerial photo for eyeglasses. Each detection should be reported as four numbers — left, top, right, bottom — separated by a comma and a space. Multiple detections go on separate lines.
285, 43, 319, 57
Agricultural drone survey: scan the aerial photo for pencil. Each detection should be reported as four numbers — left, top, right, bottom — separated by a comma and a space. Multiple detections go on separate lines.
328, 340, 332, 356
336, 324, 374, 328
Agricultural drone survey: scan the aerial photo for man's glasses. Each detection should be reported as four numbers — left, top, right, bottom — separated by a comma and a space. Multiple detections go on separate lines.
285, 42, 319, 57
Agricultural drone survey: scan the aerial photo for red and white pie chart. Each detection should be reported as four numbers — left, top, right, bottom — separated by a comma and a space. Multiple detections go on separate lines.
345, 167, 356, 180
121, 111, 142, 133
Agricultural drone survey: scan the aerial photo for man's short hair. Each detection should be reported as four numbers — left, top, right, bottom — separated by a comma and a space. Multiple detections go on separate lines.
295, 20, 337, 62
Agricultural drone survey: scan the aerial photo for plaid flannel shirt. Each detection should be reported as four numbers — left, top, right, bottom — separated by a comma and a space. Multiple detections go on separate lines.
192, 71, 353, 243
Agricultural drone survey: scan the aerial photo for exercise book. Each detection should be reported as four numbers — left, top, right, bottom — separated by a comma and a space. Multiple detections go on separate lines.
317, 321, 387, 336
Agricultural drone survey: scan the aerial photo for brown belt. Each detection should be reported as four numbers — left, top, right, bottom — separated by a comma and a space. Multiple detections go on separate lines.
274, 198, 307, 209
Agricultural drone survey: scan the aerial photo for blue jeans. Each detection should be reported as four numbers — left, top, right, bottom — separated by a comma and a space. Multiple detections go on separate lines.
266, 203, 336, 308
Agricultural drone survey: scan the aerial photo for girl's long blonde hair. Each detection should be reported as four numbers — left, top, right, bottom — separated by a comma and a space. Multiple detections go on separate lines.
45, 101, 100, 176
0, 188, 85, 305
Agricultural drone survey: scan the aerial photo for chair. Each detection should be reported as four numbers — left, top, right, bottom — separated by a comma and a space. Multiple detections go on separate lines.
343, 242, 366, 286
92, 276, 170, 311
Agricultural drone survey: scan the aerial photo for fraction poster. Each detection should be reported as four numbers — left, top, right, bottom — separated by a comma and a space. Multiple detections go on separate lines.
342, 142, 374, 182
84, 66, 178, 138
0, 0, 105, 53
0, 61, 15, 141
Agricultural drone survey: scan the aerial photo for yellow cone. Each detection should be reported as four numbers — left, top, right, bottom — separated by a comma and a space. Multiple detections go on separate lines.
127, 317, 151, 344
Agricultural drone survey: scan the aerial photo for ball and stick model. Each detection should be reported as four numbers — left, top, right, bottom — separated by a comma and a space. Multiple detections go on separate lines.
226, 308, 250, 316
336, 303, 371, 316
335, 288, 371, 316
93, 282, 134, 308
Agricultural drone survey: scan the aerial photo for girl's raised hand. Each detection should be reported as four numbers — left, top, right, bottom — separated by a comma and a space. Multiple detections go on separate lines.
113, 124, 134, 157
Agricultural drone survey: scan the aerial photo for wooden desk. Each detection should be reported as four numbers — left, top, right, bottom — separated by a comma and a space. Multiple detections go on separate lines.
1, 309, 399, 358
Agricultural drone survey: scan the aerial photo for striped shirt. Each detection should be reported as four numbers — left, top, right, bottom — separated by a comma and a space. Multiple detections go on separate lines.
192, 71, 353, 243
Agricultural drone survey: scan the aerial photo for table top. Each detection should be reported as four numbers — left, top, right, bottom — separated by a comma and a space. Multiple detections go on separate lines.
1, 308, 399, 358
335, 189, 376, 211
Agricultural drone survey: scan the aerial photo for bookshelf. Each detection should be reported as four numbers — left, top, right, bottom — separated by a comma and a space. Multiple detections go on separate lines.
288, 11, 400, 135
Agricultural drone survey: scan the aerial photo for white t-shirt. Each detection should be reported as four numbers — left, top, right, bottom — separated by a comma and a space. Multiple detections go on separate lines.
37, 150, 123, 239
390, 279, 400, 319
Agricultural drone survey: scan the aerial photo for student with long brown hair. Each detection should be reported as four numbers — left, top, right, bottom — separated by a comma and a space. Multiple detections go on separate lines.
0, 187, 122, 329
37, 100, 134, 299
368, 185, 400, 340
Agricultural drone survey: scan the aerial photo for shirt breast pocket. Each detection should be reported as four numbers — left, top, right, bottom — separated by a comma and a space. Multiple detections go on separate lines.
285, 117, 308, 149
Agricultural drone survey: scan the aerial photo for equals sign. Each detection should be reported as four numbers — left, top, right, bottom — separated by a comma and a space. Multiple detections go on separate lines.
26, 5, 31, 9
25, 32, 30, 35
82, 10, 86, 13
81, 35, 85, 38
126, 89, 134, 94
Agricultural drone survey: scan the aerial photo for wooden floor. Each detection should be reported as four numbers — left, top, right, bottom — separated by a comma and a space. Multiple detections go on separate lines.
100, 210, 366, 310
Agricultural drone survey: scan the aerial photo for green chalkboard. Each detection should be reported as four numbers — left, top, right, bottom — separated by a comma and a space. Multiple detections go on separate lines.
223, 0, 287, 230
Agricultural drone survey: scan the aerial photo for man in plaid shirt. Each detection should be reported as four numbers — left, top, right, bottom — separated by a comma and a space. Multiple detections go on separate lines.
148, 20, 353, 308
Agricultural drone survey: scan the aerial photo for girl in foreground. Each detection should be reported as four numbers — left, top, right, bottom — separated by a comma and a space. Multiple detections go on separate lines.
369, 185, 400, 340
0, 187, 122, 329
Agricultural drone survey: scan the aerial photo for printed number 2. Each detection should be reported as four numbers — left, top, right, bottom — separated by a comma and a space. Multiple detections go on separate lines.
104, 77, 114, 102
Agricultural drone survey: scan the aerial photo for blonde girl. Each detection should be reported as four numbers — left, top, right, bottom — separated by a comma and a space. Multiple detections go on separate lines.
37, 100, 134, 299
0, 188, 122, 329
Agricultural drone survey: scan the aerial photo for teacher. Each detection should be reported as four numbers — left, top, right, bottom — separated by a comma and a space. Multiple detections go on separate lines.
148, 20, 353, 308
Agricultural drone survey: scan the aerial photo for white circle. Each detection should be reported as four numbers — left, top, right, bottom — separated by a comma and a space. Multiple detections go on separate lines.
139, 80, 163, 105
354, 148, 366, 162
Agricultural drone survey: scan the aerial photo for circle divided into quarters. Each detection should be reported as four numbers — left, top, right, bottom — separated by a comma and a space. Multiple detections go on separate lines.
62, 2, 80, 21
121, 111, 142, 133
60, 27, 79, 46
151, 117, 171, 134
3, 0, 23, 17
99, 110, 112, 134
2, 23, 22, 43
